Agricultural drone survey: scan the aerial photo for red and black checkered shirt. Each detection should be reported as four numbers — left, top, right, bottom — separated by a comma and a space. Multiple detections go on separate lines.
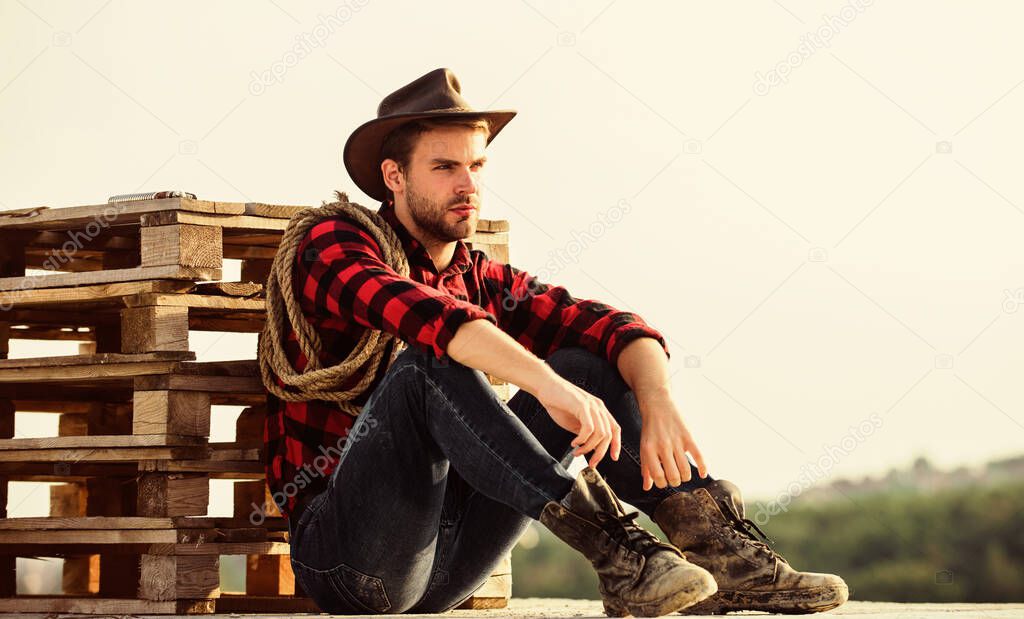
264, 200, 667, 518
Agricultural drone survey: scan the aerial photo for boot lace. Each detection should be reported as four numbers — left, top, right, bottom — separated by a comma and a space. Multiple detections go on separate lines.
595, 509, 668, 559
719, 505, 789, 564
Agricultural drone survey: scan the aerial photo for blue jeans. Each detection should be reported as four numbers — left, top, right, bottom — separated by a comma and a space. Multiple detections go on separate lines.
288, 346, 709, 614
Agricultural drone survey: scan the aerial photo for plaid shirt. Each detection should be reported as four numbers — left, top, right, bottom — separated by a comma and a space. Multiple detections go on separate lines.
264, 200, 667, 519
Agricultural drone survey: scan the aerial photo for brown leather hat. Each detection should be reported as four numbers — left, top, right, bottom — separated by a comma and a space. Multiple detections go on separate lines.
343, 68, 517, 201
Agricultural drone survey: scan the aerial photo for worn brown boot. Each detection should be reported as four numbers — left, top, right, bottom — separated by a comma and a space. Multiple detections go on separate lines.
540, 467, 717, 617
653, 480, 848, 615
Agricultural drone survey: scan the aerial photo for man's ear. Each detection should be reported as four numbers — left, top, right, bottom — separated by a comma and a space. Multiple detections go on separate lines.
381, 158, 404, 195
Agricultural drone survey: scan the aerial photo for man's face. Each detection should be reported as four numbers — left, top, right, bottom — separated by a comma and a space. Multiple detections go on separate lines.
394, 125, 487, 244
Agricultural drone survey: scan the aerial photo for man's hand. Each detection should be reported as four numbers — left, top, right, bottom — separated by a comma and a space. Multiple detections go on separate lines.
635, 388, 707, 490
536, 376, 622, 469
617, 337, 710, 490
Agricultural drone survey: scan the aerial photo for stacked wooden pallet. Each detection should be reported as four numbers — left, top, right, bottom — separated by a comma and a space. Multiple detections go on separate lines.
0, 197, 511, 614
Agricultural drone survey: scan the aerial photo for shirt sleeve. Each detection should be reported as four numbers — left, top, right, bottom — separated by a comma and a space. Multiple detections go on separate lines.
478, 254, 669, 366
297, 217, 496, 359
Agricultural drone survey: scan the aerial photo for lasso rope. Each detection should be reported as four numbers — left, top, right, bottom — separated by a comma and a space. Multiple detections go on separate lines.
258, 191, 409, 416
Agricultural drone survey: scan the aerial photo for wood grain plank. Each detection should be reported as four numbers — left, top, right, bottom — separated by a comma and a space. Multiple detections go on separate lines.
0, 264, 220, 291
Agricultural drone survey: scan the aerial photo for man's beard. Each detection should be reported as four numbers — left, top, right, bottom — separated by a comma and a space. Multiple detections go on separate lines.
405, 181, 478, 243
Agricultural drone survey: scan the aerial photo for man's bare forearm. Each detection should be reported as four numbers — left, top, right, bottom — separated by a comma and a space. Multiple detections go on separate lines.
616, 337, 672, 416
445, 319, 559, 397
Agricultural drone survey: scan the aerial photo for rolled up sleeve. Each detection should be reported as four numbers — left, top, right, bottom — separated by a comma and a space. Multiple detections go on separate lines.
481, 257, 669, 365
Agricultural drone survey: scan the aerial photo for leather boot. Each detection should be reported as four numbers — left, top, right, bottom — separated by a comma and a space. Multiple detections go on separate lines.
539, 467, 717, 617
653, 480, 848, 615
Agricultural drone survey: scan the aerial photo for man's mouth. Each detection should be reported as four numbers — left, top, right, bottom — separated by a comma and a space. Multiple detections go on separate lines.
449, 204, 477, 216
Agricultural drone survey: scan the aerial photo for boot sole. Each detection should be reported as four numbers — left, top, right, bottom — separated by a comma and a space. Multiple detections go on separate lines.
604, 571, 718, 617
679, 582, 849, 615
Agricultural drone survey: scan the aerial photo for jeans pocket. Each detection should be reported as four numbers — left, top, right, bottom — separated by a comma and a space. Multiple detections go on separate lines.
290, 560, 349, 614
325, 562, 392, 614
291, 559, 391, 614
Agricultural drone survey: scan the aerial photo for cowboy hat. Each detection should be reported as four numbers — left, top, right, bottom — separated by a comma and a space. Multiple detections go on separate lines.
343, 67, 517, 201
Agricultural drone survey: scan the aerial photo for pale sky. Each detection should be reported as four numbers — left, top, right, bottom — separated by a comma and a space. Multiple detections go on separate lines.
2, 1, 1023, 518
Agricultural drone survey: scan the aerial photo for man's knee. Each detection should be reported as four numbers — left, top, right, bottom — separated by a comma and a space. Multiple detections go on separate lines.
377, 347, 449, 394
390, 346, 473, 377
547, 346, 606, 367
543, 347, 632, 403
396, 346, 609, 388
388, 345, 431, 372
546, 347, 614, 380
389, 345, 487, 390
372, 347, 492, 418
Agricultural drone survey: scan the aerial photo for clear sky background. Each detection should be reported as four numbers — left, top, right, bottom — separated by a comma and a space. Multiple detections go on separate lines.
1, 1, 1022, 518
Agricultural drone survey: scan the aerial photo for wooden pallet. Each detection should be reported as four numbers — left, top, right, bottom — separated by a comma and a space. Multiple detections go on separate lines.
0, 280, 265, 357
0, 198, 514, 614
0, 353, 263, 510
0, 352, 297, 614
0, 353, 512, 613
0, 198, 509, 290
0, 515, 289, 613
2, 411, 306, 614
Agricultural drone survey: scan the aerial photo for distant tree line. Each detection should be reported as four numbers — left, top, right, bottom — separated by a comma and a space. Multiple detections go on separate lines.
512, 479, 1024, 602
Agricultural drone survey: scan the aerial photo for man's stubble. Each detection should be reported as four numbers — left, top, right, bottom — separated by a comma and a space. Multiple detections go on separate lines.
404, 176, 478, 244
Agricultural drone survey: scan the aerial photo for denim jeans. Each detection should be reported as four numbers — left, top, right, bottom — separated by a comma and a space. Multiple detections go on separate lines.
288, 346, 710, 614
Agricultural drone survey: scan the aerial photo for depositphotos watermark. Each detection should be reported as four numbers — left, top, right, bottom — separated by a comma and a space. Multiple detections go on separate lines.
0, 205, 123, 312
753, 0, 873, 96
501, 198, 633, 312
248, 0, 370, 96
752, 413, 883, 525
1002, 287, 1024, 313
248, 415, 379, 525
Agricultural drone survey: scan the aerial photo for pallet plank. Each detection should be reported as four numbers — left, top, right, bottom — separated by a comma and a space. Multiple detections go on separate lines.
0, 445, 207, 462
0, 264, 220, 291
0, 516, 285, 530
0, 595, 215, 614
0, 198, 245, 230
0, 434, 205, 450
0, 280, 224, 310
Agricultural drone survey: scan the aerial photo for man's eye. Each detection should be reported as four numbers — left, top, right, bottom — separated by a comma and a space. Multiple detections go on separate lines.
435, 164, 450, 170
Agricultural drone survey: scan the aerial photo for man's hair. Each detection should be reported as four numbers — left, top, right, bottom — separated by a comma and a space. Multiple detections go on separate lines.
379, 117, 491, 202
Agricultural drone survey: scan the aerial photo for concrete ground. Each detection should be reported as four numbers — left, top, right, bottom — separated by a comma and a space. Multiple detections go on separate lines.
456, 599, 1018, 618
16, 598, 1022, 618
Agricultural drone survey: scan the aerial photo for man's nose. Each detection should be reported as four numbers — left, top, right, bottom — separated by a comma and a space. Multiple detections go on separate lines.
454, 165, 479, 197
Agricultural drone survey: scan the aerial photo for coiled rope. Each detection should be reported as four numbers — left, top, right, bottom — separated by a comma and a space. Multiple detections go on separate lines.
258, 191, 409, 416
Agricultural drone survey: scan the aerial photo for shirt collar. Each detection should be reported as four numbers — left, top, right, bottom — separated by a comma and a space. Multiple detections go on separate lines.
377, 200, 474, 275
